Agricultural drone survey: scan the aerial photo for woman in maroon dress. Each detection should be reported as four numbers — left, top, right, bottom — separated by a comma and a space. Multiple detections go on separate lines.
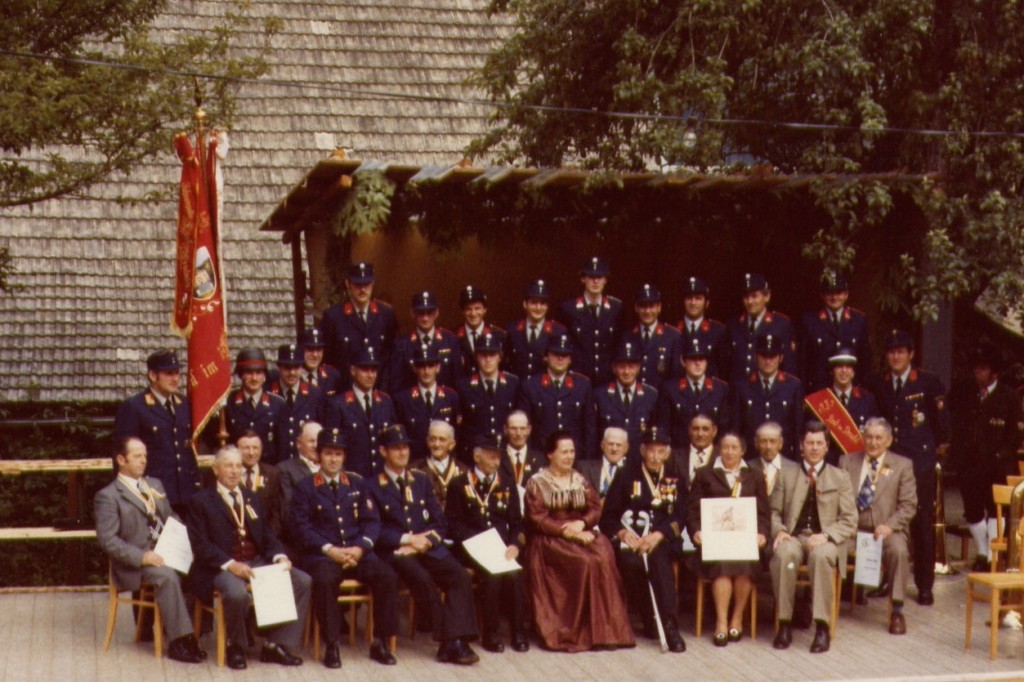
688, 432, 769, 646
524, 430, 635, 652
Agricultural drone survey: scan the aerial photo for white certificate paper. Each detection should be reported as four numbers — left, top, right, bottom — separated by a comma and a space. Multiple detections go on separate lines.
153, 517, 193, 574
250, 563, 298, 628
700, 497, 758, 561
463, 527, 522, 575
854, 531, 883, 587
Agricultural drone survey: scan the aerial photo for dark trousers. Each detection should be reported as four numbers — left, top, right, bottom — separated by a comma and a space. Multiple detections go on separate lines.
455, 548, 527, 638
961, 455, 1010, 523
911, 465, 936, 592
617, 542, 678, 628
386, 552, 477, 642
309, 553, 399, 644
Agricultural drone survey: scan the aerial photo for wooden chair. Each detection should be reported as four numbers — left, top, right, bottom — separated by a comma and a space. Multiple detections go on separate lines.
694, 575, 757, 638
773, 564, 841, 638
1018, 461, 1024, 477
966, 518, 1024, 659
192, 590, 227, 667
989, 484, 1013, 572
1006, 475, 1024, 488
307, 579, 379, 659
102, 567, 163, 657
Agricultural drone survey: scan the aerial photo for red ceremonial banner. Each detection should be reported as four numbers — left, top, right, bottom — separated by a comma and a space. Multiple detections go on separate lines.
172, 128, 231, 449
804, 388, 865, 454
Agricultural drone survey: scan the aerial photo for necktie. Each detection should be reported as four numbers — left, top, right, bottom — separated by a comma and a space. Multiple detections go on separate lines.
139, 481, 163, 540
553, 378, 561, 392
245, 467, 254, 490
359, 309, 367, 324
287, 389, 295, 407
832, 312, 841, 331
856, 459, 878, 510
421, 334, 430, 349
643, 328, 651, 344
623, 388, 631, 409
600, 465, 614, 495
765, 465, 777, 495
424, 390, 434, 412
514, 452, 523, 482
841, 392, 849, 407
165, 399, 175, 418
329, 479, 339, 498
692, 382, 701, 398
696, 449, 707, 468
894, 377, 904, 394
249, 396, 258, 411
748, 318, 756, 334
689, 322, 697, 335
591, 304, 599, 321
485, 379, 495, 398
232, 490, 243, 519
471, 330, 479, 350
529, 326, 538, 345
364, 392, 373, 417
763, 378, 771, 393
398, 476, 408, 502
979, 387, 988, 400
807, 465, 816, 488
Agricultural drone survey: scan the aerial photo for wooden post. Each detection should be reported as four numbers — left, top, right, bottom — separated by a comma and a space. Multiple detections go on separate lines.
290, 229, 306, 340
67, 471, 85, 584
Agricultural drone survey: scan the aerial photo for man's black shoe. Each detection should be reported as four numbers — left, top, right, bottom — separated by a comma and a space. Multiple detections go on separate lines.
226, 644, 247, 670
369, 640, 396, 665
511, 632, 530, 652
917, 589, 935, 606
666, 628, 686, 653
167, 635, 204, 663
323, 642, 341, 669
972, 556, 991, 572
773, 623, 792, 650
260, 643, 303, 666
810, 623, 830, 653
482, 636, 504, 653
439, 639, 480, 665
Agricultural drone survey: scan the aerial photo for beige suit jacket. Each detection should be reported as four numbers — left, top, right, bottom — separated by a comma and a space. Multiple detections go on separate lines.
839, 451, 917, 535
770, 460, 858, 576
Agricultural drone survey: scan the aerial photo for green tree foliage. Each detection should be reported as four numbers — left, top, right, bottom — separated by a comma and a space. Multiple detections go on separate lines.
471, 1, 1024, 320
0, 0, 278, 207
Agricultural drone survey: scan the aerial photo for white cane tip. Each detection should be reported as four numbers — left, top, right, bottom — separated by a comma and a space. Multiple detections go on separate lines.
787, 562, 796, 570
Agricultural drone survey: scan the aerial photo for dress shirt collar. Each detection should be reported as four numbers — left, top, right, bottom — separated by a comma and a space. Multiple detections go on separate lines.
298, 454, 320, 473
430, 456, 451, 474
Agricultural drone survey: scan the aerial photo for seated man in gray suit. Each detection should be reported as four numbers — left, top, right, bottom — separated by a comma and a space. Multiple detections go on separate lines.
770, 421, 857, 653
576, 426, 628, 499
94, 436, 206, 663
839, 417, 916, 635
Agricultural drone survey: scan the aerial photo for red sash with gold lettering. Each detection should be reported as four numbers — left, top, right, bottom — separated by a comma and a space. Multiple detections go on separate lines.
804, 389, 864, 454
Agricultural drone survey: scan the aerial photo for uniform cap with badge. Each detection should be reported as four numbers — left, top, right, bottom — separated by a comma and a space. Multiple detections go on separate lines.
546, 333, 575, 356
346, 261, 375, 284
682, 337, 710, 359
475, 332, 502, 354
524, 279, 551, 301
580, 256, 610, 277
351, 345, 382, 368
412, 291, 439, 312
820, 269, 849, 294
276, 343, 304, 367
755, 334, 784, 357
317, 427, 348, 451
299, 328, 325, 350
642, 426, 673, 445
459, 285, 486, 307
828, 347, 858, 366
380, 424, 413, 447
147, 349, 182, 372
635, 283, 661, 304
681, 276, 710, 297
884, 329, 915, 351
475, 432, 504, 452
614, 341, 643, 363
743, 272, 769, 293
412, 345, 441, 365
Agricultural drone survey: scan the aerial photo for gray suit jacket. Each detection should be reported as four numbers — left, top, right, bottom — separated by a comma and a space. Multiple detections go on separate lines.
94, 476, 175, 591
277, 456, 317, 526
748, 455, 799, 499
770, 460, 858, 576
839, 451, 917, 535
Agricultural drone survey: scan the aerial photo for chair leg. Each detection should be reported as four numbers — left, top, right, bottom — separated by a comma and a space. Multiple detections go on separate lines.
965, 581, 974, 650
366, 597, 375, 645
215, 594, 226, 668
153, 603, 163, 658
192, 600, 203, 640
348, 602, 357, 647
989, 588, 999, 659
749, 584, 757, 640
313, 614, 320, 661
695, 578, 704, 637
388, 635, 397, 653
830, 570, 840, 638
407, 595, 415, 640
102, 588, 118, 652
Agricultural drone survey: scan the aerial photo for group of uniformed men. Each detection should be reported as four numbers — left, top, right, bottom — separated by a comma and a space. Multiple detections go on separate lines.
101, 257, 1023, 666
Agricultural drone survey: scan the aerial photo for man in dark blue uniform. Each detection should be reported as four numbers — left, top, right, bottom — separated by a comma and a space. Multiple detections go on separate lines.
393, 346, 461, 462
369, 425, 480, 665
324, 346, 396, 478
951, 347, 1024, 570
446, 434, 530, 653
725, 273, 798, 384
300, 328, 342, 398
457, 333, 519, 463
676, 276, 728, 379
290, 428, 399, 668
516, 334, 597, 459
558, 256, 623, 385
657, 337, 730, 450
319, 262, 398, 381
505, 279, 567, 380
455, 285, 507, 376
389, 291, 462, 393
113, 349, 199, 515
594, 341, 659, 460
798, 271, 871, 392
624, 283, 681, 386
268, 343, 325, 464
599, 427, 686, 652
225, 348, 285, 463
732, 334, 804, 460
868, 330, 950, 605
812, 348, 879, 465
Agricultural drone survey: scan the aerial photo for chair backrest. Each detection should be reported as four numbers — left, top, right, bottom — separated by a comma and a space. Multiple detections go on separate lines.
994, 484, 1014, 540
1008, 476, 1024, 488
1019, 460, 1024, 477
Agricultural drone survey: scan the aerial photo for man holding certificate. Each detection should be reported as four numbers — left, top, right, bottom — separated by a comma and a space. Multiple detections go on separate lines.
600, 427, 687, 652
291, 427, 399, 668
446, 433, 530, 653
839, 417, 917, 635
95, 437, 206, 663
769, 421, 857, 653
188, 446, 311, 670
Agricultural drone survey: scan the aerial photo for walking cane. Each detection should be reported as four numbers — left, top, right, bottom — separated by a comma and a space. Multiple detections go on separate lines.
934, 463, 956, 575
622, 510, 668, 651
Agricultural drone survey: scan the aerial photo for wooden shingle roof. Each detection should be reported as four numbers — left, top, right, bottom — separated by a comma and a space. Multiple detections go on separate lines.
0, 0, 510, 402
